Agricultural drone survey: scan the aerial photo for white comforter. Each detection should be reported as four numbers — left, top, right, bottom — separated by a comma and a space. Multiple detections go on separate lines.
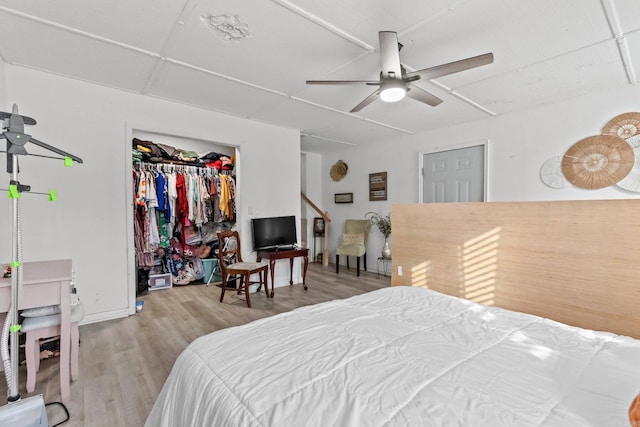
145, 286, 640, 426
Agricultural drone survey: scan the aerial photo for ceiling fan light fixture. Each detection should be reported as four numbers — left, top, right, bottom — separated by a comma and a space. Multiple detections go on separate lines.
306, 31, 493, 112
379, 80, 406, 103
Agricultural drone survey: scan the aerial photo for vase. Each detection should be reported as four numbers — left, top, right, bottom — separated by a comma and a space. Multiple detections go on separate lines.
381, 237, 391, 260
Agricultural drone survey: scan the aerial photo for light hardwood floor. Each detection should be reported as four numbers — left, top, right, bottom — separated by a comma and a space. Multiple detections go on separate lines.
0, 262, 389, 426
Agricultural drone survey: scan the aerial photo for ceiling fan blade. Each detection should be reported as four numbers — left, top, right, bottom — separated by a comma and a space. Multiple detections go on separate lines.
379, 31, 402, 79
306, 80, 380, 85
350, 90, 380, 113
405, 53, 494, 82
406, 85, 443, 107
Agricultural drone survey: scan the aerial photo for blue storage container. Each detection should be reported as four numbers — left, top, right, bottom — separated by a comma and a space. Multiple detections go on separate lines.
201, 258, 219, 284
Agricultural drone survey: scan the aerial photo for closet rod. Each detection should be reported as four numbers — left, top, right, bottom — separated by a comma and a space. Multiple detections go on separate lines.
134, 161, 233, 175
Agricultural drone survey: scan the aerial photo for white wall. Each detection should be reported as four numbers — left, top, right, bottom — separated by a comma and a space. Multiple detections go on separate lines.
322, 83, 640, 271
0, 58, 5, 107
1, 65, 301, 324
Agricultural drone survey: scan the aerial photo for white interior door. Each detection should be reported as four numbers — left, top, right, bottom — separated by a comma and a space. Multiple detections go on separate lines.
420, 144, 485, 203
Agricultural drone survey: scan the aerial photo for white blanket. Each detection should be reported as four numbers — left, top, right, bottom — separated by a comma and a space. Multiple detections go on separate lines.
145, 286, 640, 426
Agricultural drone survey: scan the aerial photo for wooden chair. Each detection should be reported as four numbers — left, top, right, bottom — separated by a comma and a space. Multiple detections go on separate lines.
217, 230, 269, 308
335, 219, 370, 276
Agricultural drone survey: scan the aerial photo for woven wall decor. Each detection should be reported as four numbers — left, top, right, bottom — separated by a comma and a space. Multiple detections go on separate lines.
602, 112, 640, 139
539, 156, 565, 189
561, 135, 635, 189
330, 160, 348, 181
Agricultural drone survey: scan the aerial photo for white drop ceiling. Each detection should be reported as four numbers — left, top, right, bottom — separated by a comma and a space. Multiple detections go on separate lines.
0, 0, 638, 154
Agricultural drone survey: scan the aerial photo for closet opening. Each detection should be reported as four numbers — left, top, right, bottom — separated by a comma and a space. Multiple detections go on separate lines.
128, 129, 237, 307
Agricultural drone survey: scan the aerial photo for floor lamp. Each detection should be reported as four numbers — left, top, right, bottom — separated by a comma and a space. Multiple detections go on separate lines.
0, 105, 82, 424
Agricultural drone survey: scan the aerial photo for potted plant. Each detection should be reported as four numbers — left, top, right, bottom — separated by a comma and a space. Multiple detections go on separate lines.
365, 212, 391, 259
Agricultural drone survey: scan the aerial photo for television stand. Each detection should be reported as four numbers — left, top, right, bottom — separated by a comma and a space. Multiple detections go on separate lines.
256, 248, 309, 297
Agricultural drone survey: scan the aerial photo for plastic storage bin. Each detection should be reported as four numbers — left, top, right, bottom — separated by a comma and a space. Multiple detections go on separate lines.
201, 258, 219, 284
149, 273, 172, 291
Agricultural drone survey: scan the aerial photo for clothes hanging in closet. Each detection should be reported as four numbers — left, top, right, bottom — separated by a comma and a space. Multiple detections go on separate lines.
133, 163, 235, 284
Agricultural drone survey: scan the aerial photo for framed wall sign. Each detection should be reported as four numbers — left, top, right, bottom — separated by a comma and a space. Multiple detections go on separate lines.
369, 172, 387, 201
334, 192, 353, 203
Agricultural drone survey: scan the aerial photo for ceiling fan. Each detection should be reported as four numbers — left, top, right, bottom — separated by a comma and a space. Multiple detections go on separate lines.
306, 31, 494, 113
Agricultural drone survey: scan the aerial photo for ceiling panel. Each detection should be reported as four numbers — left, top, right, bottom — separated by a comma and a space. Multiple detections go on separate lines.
163, 0, 367, 94
0, 10, 158, 91
614, 0, 640, 32
301, 134, 356, 154
400, 0, 612, 88
146, 61, 288, 117
285, 0, 457, 43
250, 96, 371, 133
0, 0, 184, 52
624, 30, 640, 78
308, 118, 412, 147
463, 40, 628, 114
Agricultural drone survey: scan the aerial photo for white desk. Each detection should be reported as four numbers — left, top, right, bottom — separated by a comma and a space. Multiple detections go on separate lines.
0, 259, 73, 401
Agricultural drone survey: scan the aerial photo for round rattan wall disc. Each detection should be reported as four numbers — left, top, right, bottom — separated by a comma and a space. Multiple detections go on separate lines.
561, 135, 635, 189
329, 160, 348, 181
602, 112, 640, 139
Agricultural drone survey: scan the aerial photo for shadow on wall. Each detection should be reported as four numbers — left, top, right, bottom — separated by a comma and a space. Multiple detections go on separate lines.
409, 227, 501, 306
457, 227, 500, 306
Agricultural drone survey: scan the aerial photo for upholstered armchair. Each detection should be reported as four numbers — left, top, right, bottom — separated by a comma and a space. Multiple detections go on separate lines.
335, 219, 371, 276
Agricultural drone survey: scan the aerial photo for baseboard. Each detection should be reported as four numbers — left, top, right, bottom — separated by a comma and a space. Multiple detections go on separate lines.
80, 308, 129, 326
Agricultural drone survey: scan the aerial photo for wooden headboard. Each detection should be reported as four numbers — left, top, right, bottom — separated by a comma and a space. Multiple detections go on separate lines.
391, 200, 640, 338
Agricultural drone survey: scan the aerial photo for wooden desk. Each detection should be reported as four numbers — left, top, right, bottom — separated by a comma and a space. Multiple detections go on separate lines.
256, 248, 309, 297
0, 259, 73, 400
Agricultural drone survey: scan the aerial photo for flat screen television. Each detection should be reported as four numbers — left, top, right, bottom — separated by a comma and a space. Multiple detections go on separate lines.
251, 215, 298, 251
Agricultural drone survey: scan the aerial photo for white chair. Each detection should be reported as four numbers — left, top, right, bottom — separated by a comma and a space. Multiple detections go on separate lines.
21, 295, 84, 403
0, 260, 75, 402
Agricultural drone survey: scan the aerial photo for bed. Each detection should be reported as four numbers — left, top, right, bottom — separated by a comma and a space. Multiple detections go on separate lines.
145, 285, 640, 426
